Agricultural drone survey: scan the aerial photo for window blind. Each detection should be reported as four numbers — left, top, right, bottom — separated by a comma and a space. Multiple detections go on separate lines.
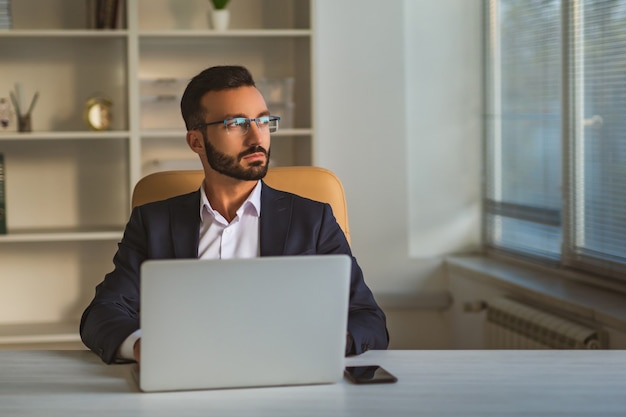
485, 0, 563, 261
485, 0, 626, 279
568, 0, 626, 274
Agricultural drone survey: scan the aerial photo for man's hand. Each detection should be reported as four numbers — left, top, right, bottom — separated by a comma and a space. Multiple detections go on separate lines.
133, 338, 141, 364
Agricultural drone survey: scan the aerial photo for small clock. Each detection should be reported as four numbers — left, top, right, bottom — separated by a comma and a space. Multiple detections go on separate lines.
84, 96, 113, 131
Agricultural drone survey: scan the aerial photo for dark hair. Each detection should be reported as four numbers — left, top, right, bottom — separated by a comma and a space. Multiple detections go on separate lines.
180, 65, 256, 130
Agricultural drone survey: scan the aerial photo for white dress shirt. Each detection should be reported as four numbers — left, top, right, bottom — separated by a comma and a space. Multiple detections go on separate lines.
117, 181, 262, 360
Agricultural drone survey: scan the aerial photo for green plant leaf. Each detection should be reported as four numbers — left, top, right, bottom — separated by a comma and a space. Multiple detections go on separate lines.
211, 0, 230, 10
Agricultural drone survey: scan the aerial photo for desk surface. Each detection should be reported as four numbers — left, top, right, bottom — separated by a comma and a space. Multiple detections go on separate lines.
2, 349, 626, 416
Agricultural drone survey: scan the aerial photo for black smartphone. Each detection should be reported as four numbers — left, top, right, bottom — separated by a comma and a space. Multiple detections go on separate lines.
344, 365, 398, 384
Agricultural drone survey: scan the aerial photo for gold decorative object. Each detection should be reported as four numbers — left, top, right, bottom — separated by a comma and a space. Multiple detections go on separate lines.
84, 96, 113, 131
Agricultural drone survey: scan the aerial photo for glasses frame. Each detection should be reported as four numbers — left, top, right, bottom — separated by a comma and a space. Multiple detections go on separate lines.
192, 116, 281, 135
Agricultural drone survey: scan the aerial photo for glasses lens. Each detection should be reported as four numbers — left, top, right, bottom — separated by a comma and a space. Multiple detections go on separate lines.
255, 116, 279, 133
257, 116, 271, 128
225, 118, 250, 135
222, 116, 280, 135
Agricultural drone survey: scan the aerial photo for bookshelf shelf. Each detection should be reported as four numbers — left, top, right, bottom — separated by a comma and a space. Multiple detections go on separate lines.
0, 131, 130, 141
137, 29, 311, 38
0, 228, 123, 243
0, 30, 129, 38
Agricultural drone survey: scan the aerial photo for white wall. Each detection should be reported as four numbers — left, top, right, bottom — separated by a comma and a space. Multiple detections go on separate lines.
313, 0, 482, 348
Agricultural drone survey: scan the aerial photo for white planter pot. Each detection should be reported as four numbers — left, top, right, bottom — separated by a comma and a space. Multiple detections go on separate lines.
210, 9, 230, 31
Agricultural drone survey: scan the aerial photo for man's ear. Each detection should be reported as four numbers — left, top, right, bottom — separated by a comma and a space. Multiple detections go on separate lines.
186, 130, 204, 155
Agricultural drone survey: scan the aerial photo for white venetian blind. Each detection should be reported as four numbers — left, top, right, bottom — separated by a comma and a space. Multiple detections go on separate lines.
569, 0, 626, 274
485, 0, 563, 261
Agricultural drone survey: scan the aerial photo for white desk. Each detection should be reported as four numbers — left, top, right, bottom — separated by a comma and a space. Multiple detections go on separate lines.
2, 349, 626, 416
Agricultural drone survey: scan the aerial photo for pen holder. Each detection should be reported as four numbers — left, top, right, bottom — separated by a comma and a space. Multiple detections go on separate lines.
18, 114, 31, 132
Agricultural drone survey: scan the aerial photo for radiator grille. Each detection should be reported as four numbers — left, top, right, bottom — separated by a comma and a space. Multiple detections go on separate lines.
485, 297, 605, 349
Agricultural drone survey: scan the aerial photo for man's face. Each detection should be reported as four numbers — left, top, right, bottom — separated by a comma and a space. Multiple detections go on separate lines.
199, 86, 271, 181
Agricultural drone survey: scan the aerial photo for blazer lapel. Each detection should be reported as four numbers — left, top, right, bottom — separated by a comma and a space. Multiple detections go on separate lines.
170, 190, 201, 258
259, 182, 290, 256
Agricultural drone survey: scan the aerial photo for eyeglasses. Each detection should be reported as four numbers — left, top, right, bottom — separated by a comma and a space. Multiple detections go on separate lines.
193, 116, 281, 136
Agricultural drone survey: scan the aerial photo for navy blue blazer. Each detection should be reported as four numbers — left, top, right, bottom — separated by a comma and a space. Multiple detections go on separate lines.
80, 182, 388, 364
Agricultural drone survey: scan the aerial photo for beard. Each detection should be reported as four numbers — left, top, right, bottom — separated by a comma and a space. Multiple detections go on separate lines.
202, 132, 270, 181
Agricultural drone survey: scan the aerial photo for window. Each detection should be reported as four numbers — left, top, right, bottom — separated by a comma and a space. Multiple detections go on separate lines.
484, 0, 626, 279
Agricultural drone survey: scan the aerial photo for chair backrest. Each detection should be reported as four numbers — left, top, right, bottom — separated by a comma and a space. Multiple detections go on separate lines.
131, 166, 351, 244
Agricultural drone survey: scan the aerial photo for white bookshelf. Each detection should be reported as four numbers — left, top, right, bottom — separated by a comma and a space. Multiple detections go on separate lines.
0, 0, 313, 348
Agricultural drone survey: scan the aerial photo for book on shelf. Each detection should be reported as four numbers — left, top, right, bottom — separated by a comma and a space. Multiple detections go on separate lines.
0, 153, 6, 235
88, 0, 123, 29
98, 0, 118, 29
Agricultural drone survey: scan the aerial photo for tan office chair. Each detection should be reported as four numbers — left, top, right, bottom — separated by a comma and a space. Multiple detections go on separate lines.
131, 166, 351, 244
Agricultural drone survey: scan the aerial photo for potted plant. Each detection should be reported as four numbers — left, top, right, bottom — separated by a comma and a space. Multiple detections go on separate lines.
210, 0, 230, 31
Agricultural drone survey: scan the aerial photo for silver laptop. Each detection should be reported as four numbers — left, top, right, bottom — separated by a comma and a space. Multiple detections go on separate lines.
137, 254, 351, 392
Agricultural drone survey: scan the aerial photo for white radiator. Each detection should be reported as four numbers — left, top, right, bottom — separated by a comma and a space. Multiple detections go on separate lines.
484, 297, 605, 349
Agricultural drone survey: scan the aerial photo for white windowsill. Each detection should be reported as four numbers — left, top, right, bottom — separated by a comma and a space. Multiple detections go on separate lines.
446, 254, 626, 333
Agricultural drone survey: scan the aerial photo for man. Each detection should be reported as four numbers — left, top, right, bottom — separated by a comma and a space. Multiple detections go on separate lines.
80, 65, 388, 364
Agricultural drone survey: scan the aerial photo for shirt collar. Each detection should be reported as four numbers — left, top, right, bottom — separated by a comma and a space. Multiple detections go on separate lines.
200, 180, 262, 222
